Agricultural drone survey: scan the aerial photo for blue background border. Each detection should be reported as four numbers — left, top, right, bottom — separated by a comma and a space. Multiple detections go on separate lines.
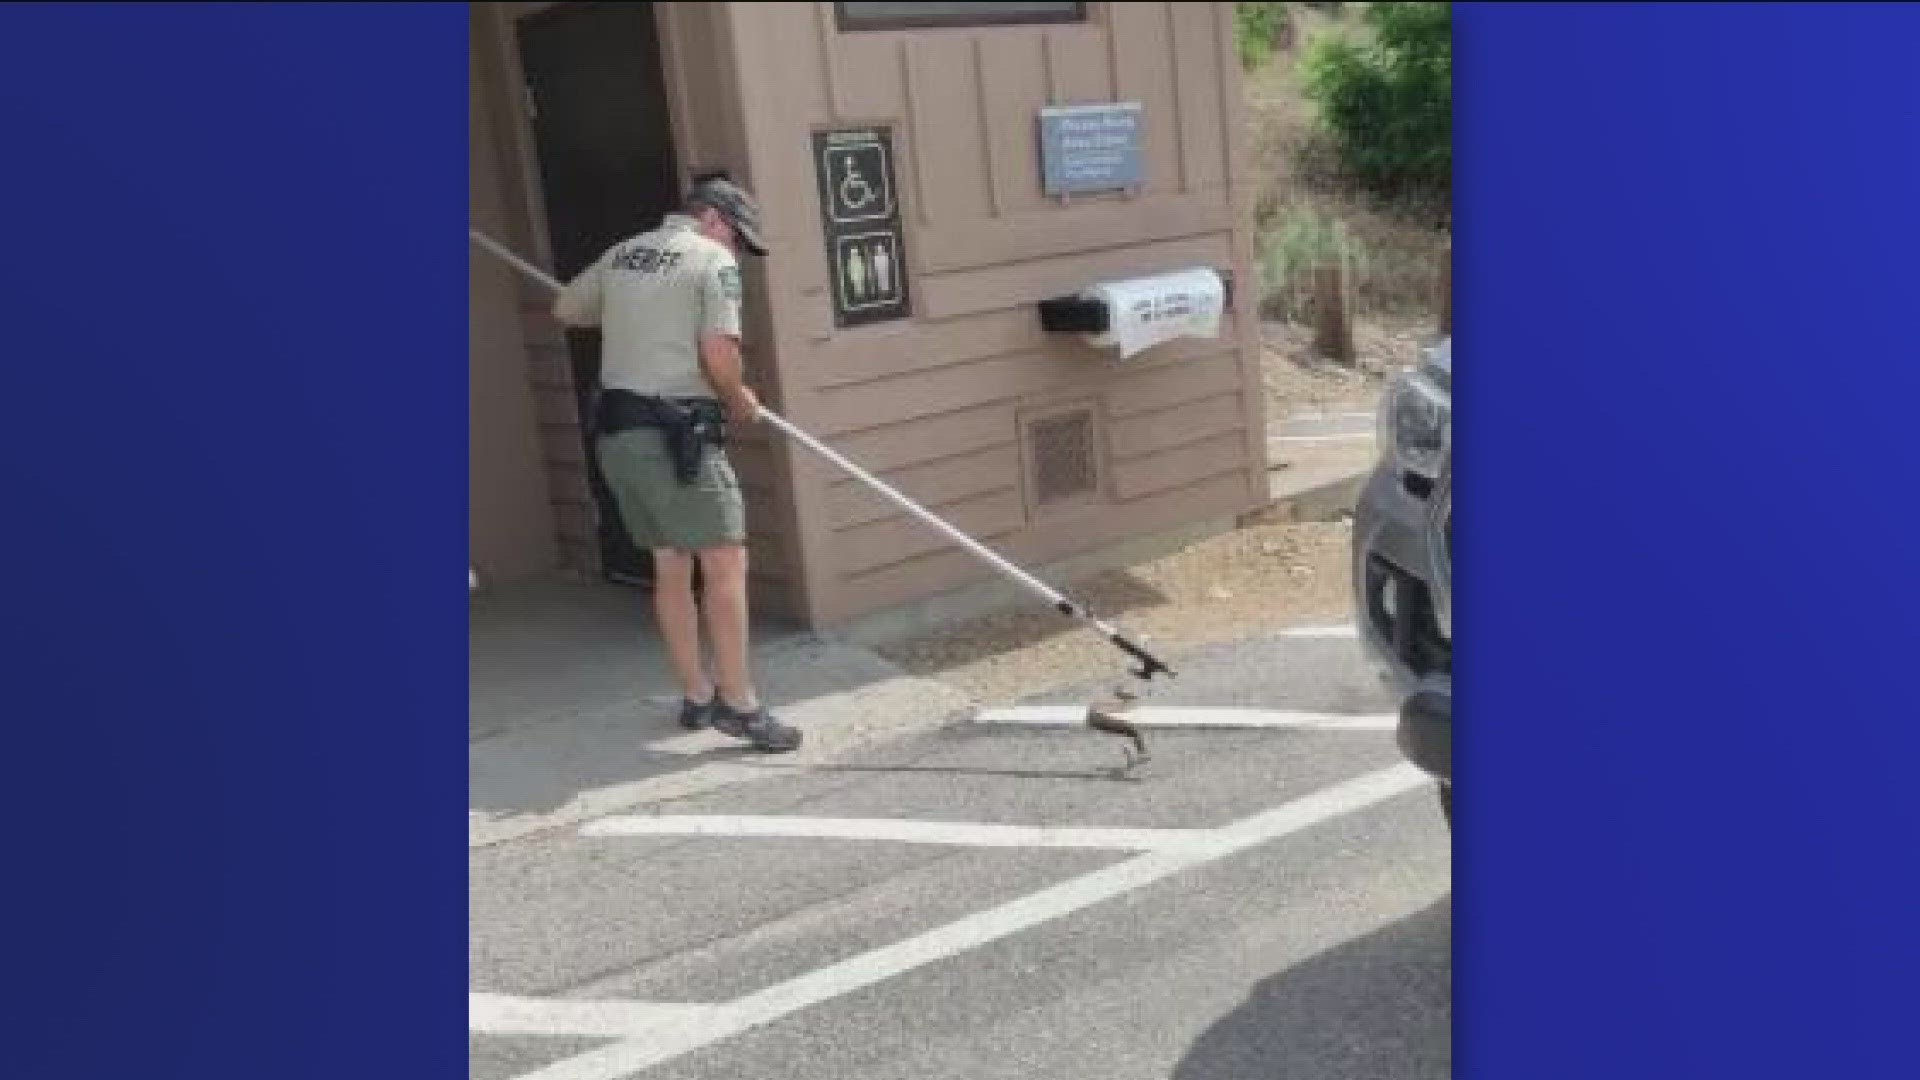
0, 5, 465, 1075
1460, 3, 1920, 1077
2, 3, 1917, 1076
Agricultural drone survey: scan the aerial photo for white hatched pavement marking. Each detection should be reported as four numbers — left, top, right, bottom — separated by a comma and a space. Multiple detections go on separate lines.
580, 814, 1226, 854
498, 763, 1428, 1080
972, 706, 1395, 731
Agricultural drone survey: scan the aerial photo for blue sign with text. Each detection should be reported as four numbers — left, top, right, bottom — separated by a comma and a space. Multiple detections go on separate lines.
1039, 102, 1144, 196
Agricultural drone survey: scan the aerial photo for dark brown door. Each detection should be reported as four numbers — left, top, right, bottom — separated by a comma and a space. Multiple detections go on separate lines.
517, 1, 681, 586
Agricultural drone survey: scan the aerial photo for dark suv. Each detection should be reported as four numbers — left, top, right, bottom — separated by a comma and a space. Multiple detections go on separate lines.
1352, 336, 1452, 825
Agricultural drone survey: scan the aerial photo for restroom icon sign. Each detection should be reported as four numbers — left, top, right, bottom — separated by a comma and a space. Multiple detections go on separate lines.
833, 232, 902, 312
823, 139, 893, 224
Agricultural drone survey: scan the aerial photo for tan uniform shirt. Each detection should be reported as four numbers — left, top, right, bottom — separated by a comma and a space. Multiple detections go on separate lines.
554, 214, 743, 401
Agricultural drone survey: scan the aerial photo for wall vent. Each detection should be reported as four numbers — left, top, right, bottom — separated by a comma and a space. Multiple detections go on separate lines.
1022, 403, 1101, 510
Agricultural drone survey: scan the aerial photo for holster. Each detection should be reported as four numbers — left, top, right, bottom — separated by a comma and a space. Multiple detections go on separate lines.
595, 389, 728, 485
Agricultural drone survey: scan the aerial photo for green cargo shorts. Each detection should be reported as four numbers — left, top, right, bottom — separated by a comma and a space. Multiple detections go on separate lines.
595, 427, 746, 552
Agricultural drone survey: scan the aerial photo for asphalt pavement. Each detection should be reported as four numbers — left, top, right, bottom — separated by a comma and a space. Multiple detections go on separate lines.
470, 627, 1451, 1080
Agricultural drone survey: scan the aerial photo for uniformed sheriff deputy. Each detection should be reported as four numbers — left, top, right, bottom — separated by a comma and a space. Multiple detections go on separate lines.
553, 177, 801, 753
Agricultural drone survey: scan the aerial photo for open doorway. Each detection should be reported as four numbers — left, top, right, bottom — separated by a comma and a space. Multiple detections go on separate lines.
516, 0, 681, 588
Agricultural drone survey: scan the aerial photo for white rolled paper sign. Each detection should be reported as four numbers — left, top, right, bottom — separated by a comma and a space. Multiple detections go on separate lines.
1081, 267, 1227, 360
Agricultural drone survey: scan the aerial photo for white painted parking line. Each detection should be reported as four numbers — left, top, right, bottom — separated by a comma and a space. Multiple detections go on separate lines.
636, 730, 730, 757
1270, 432, 1373, 444
470, 993, 723, 1040
1274, 410, 1376, 424
972, 706, 1396, 731
506, 763, 1428, 1080
581, 814, 1225, 854
1280, 624, 1359, 638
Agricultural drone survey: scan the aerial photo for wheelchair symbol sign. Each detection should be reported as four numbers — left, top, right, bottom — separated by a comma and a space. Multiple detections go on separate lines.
823, 141, 893, 224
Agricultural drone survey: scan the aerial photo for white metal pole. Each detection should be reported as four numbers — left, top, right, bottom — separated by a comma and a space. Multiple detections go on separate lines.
471, 229, 562, 291
757, 409, 1077, 615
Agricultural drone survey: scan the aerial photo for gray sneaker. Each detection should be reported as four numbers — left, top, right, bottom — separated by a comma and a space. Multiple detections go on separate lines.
711, 701, 802, 752
677, 695, 715, 731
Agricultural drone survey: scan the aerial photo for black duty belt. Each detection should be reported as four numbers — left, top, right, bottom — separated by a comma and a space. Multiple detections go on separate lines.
594, 389, 727, 485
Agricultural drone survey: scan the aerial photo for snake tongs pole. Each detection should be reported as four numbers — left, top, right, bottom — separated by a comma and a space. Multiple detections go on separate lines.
469, 229, 1176, 685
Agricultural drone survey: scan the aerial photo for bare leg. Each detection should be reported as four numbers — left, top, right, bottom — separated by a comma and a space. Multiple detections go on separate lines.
697, 544, 757, 711
652, 549, 712, 702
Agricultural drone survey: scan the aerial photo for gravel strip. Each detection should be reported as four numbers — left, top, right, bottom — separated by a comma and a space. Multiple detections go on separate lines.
872, 519, 1358, 706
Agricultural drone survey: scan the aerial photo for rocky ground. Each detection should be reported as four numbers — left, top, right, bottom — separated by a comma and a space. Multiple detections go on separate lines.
1260, 316, 1433, 420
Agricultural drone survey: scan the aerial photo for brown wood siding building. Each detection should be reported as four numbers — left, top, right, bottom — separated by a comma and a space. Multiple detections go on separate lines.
470, 2, 1269, 629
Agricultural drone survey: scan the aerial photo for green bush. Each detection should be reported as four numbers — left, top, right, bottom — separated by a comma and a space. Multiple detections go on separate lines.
1302, 2, 1451, 198
1235, 3, 1290, 71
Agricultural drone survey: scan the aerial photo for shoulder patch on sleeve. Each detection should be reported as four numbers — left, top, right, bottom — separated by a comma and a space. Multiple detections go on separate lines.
717, 263, 742, 302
